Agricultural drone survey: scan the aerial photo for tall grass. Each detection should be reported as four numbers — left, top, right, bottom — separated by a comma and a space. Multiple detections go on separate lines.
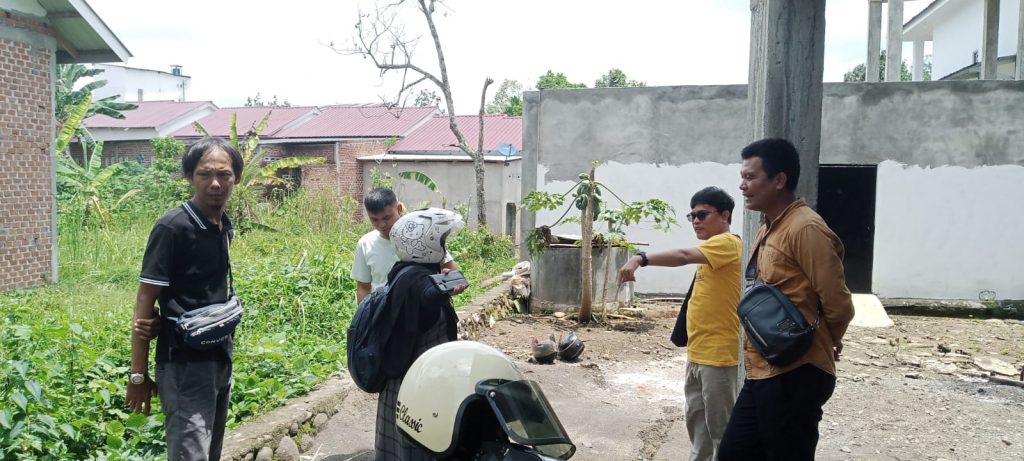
0, 189, 516, 460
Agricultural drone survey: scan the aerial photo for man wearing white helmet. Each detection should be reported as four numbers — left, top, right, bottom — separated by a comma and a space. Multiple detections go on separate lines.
374, 208, 467, 461
351, 188, 466, 303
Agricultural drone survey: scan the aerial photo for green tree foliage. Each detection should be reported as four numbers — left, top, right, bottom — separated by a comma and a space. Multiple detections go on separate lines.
413, 88, 441, 108
55, 64, 137, 132
191, 112, 325, 228
844, 52, 931, 82
535, 70, 587, 90
486, 79, 524, 116
244, 93, 291, 107
594, 68, 646, 88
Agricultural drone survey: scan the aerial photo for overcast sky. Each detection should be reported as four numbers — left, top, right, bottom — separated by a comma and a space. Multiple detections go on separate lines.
87, 0, 930, 112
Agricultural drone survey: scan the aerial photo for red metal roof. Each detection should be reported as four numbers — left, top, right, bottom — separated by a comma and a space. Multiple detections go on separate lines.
389, 115, 522, 154
170, 106, 319, 138
273, 104, 438, 138
83, 100, 215, 129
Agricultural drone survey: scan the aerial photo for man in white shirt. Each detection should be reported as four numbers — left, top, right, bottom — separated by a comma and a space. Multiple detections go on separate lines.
351, 188, 464, 303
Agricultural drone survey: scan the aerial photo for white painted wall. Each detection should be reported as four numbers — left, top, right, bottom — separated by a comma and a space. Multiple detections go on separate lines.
930, 0, 1021, 79
90, 64, 189, 102
362, 158, 522, 237
534, 161, 745, 295
873, 161, 1024, 299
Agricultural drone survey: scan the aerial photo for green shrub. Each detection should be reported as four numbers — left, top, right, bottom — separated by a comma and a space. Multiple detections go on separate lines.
2, 188, 516, 459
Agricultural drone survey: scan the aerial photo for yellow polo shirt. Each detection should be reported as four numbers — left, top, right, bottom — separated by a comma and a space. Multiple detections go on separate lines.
686, 233, 742, 367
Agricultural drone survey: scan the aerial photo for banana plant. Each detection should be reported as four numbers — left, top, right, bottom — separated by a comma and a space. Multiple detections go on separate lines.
398, 170, 446, 208
55, 93, 141, 225
192, 111, 325, 229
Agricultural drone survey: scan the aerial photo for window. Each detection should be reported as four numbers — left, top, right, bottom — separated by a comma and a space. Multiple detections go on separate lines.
972, 50, 979, 64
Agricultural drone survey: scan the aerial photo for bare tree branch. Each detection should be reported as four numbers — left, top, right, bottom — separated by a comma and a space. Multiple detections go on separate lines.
344, 0, 492, 225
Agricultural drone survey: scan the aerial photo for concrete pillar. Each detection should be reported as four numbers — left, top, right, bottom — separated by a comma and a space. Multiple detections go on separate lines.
748, 0, 825, 208
1018, 0, 1024, 80
746, 0, 827, 381
913, 40, 925, 81
867, 0, 883, 82
886, 0, 905, 81
982, 0, 1001, 80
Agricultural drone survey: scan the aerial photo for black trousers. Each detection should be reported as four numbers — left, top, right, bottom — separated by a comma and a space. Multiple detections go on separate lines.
718, 364, 836, 461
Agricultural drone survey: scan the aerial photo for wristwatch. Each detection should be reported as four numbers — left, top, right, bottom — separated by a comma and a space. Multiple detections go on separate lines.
636, 251, 648, 267
129, 372, 147, 385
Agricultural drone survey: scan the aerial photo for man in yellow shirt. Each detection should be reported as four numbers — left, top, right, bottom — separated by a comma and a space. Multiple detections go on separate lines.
618, 186, 741, 461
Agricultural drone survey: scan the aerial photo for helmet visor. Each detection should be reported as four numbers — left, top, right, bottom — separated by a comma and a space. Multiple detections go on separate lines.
478, 379, 576, 459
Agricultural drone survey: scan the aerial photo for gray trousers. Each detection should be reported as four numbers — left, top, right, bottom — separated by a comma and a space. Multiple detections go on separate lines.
684, 361, 739, 461
156, 359, 233, 461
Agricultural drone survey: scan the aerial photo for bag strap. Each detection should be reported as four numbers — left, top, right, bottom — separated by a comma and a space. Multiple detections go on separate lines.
745, 234, 767, 283
682, 273, 697, 310
225, 232, 235, 296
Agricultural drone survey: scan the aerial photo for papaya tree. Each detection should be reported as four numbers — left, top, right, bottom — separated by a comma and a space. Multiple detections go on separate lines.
522, 162, 676, 322
191, 111, 325, 229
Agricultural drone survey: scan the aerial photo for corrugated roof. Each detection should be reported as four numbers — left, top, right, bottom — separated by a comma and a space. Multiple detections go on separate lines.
171, 106, 319, 138
389, 115, 522, 154
83, 100, 215, 129
273, 104, 438, 138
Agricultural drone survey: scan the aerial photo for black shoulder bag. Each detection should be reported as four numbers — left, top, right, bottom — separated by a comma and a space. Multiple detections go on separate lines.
669, 274, 697, 347
738, 236, 820, 366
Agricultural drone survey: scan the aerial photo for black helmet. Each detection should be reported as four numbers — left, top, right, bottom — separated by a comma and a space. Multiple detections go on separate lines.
557, 332, 585, 361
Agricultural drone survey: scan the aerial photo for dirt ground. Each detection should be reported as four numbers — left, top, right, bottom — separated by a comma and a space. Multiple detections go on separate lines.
313, 301, 1024, 460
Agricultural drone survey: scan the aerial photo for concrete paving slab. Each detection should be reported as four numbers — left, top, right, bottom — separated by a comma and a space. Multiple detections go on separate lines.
309, 355, 694, 460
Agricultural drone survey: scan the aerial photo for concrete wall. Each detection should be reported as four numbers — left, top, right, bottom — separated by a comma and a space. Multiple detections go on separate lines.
361, 158, 522, 236
522, 81, 1024, 299
0, 8, 57, 290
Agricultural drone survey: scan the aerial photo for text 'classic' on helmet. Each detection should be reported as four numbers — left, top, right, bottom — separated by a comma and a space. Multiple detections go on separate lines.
390, 208, 465, 264
396, 341, 576, 460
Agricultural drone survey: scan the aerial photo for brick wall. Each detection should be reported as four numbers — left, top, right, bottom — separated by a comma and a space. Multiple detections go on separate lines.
102, 141, 155, 166
337, 140, 389, 207
285, 143, 334, 162
69, 140, 156, 167
1, 13, 56, 291
301, 165, 337, 194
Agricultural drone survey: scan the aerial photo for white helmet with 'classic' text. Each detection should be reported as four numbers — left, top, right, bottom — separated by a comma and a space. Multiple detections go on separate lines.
396, 341, 576, 460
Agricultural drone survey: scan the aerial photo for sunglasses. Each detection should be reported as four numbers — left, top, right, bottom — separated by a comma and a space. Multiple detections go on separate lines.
685, 210, 716, 222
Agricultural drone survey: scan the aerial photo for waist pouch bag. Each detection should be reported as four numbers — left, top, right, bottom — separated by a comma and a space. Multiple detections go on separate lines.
165, 295, 243, 350
738, 237, 820, 367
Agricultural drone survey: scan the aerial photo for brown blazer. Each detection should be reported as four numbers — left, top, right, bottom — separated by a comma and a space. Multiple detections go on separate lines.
745, 200, 855, 379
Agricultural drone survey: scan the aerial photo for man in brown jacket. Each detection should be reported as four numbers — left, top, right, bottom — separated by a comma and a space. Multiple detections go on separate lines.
719, 138, 855, 461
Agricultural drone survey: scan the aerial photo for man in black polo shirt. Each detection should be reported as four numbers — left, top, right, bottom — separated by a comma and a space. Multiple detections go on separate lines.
125, 137, 243, 461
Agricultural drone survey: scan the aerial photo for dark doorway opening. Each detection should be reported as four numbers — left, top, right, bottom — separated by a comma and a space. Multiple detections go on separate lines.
817, 164, 876, 293
505, 203, 517, 237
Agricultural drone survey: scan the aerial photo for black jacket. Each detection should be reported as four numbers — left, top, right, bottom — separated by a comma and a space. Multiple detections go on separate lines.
381, 262, 458, 378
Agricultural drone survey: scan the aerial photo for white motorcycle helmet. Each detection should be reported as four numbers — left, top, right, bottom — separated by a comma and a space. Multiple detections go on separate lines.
396, 342, 576, 460
390, 208, 465, 264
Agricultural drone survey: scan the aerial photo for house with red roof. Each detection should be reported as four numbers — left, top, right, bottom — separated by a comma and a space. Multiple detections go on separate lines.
81, 100, 217, 165
172, 104, 438, 201
360, 114, 523, 235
